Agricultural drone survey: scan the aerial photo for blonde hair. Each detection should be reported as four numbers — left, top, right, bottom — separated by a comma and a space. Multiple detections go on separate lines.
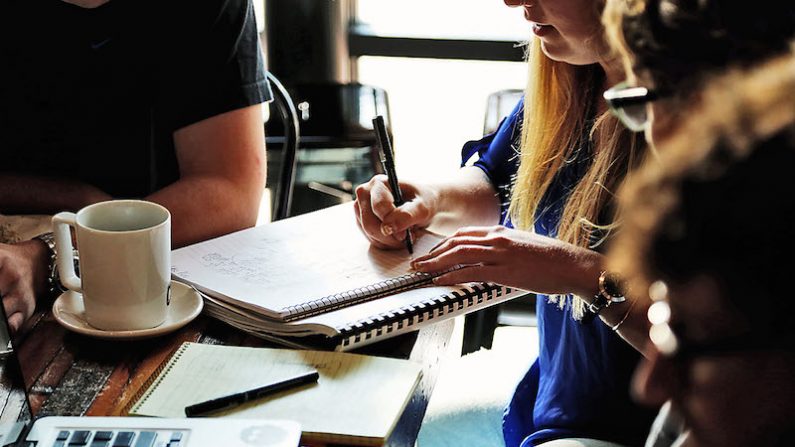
602, 0, 640, 84
508, 38, 643, 319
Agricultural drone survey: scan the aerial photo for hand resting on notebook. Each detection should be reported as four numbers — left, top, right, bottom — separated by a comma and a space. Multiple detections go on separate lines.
411, 225, 604, 298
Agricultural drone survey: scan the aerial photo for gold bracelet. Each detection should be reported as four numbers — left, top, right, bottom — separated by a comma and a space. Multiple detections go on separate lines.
609, 298, 636, 332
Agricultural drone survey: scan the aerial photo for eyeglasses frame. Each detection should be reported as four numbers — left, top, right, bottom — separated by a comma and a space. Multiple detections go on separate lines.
603, 82, 662, 132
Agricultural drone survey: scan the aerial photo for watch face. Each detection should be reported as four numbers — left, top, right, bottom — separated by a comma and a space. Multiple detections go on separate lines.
603, 272, 626, 298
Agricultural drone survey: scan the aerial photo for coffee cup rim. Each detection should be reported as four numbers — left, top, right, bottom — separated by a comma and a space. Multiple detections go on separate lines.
76, 199, 170, 234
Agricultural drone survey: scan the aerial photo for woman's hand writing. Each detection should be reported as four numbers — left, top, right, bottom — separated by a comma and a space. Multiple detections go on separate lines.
353, 174, 438, 250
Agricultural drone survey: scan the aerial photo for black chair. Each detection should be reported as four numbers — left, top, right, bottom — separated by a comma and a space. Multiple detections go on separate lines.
264, 72, 300, 222
483, 89, 524, 135
461, 89, 534, 356
266, 82, 391, 217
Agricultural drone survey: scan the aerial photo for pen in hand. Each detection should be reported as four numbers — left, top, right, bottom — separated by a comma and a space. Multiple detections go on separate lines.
372, 115, 414, 255
185, 369, 320, 417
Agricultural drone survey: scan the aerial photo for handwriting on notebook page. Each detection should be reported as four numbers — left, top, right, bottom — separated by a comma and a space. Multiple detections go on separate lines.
171, 204, 443, 313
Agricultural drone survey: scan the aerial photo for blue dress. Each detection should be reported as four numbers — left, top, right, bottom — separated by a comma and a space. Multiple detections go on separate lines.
461, 100, 655, 446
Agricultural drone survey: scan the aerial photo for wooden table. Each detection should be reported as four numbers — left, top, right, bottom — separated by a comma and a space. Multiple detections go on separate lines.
11, 309, 454, 447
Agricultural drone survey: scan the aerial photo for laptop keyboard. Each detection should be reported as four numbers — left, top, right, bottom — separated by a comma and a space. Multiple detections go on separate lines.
52, 429, 186, 447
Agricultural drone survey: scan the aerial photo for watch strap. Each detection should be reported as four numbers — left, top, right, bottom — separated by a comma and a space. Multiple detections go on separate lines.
35, 232, 64, 297
584, 271, 627, 319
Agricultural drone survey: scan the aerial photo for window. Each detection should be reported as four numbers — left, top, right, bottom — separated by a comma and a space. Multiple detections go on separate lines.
358, 57, 526, 179
356, 0, 528, 40
354, 1, 529, 180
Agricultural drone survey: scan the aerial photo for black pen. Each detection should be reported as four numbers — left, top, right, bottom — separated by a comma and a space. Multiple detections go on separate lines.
184, 370, 319, 417
372, 115, 413, 254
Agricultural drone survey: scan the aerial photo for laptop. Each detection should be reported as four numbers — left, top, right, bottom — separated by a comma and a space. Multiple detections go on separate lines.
0, 306, 301, 447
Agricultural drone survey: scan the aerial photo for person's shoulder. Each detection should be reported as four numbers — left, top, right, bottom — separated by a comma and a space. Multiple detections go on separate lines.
164, 0, 250, 27
123, 0, 255, 56
124, 0, 248, 37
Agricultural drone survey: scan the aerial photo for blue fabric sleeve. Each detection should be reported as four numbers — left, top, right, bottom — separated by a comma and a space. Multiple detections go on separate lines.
460, 99, 524, 223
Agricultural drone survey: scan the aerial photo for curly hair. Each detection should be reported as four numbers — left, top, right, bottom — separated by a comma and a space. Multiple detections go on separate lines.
609, 52, 795, 331
604, 0, 795, 95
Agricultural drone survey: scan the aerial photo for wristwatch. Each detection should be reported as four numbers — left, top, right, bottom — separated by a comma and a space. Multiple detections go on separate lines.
586, 270, 627, 315
35, 232, 64, 297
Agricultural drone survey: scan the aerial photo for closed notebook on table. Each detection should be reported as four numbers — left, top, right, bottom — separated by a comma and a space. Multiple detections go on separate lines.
128, 342, 422, 446
171, 203, 525, 350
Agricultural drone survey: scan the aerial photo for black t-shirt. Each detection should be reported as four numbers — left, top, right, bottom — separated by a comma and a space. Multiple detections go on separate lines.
0, 0, 272, 197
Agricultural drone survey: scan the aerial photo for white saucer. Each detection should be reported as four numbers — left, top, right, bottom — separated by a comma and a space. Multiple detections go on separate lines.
52, 280, 204, 340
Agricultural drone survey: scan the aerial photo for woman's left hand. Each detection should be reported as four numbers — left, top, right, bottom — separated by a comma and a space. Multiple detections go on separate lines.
411, 225, 604, 297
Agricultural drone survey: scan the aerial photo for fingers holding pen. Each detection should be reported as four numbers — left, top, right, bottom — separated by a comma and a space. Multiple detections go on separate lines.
379, 200, 427, 240
355, 174, 434, 249
367, 177, 397, 220
369, 178, 429, 236
354, 176, 406, 249
354, 199, 399, 249
353, 199, 393, 250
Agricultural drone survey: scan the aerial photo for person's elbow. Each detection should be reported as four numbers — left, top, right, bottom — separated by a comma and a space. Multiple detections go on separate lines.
228, 151, 267, 230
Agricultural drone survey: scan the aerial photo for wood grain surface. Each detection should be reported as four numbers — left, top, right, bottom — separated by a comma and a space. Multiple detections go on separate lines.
5, 307, 453, 447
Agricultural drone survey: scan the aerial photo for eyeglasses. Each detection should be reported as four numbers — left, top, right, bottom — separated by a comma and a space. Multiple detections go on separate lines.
647, 280, 793, 362
603, 82, 661, 132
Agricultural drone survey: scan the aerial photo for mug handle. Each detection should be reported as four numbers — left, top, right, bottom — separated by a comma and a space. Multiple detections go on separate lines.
52, 212, 82, 293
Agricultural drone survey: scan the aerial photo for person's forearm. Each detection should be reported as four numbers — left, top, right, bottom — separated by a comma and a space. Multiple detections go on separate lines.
425, 167, 501, 234
584, 254, 650, 353
146, 176, 263, 248
0, 174, 111, 214
600, 294, 651, 353
568, 249, 650, 353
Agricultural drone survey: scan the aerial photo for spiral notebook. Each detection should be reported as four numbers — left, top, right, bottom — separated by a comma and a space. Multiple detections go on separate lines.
127, 342, 422, 446
171, 204, 525, 350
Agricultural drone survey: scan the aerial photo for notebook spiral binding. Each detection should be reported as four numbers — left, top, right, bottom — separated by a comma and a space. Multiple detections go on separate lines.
336, 283, 512, 348
281, 271, 438, 322
124, 342, 191, 415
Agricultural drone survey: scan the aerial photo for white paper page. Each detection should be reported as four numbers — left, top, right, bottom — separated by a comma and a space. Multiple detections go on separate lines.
130, 343, 422, 442
171, 204, 443, 318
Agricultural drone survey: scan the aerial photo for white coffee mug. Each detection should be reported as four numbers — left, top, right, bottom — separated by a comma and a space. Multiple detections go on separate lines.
52, 200, 171, 331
